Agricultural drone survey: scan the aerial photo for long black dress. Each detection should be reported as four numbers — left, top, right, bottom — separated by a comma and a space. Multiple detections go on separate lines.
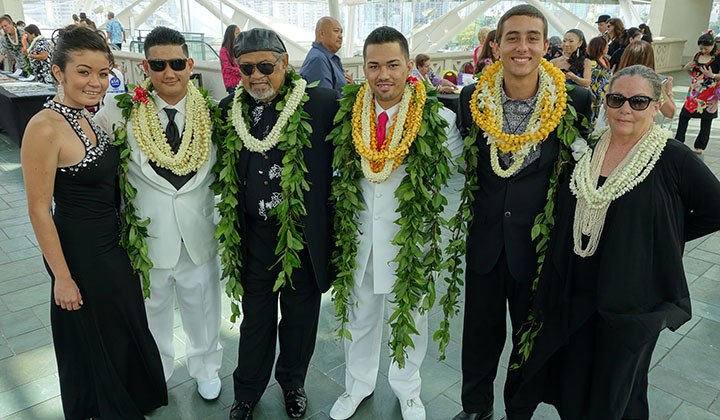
44, 100, 168, 419
509, 139, 720, 419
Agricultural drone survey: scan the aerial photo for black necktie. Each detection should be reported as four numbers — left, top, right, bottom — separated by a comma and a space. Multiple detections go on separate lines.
164, 108, 181, 153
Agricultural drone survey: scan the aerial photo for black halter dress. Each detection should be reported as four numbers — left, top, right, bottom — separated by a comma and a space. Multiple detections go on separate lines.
44, 100, 168, 419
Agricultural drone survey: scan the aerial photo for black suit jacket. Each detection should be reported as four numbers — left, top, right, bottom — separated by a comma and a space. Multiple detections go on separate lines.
458, 83, 592, 283
219, 84, 339, 292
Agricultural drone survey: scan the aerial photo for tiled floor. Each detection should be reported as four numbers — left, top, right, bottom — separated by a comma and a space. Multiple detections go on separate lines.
2, 71, 720, 419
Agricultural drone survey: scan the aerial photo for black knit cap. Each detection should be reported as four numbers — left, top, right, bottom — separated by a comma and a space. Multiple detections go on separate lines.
233, 28, 287, 58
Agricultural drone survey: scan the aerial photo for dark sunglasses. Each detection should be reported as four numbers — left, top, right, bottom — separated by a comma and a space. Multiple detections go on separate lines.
605, 93, 655, 111
238, 57, 281, 77
147, 58, 188, 72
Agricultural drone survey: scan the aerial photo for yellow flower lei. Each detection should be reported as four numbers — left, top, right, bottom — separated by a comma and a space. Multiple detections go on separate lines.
351, 80, 426, 183
131, 80, 212, 175
470, 59, 567, 177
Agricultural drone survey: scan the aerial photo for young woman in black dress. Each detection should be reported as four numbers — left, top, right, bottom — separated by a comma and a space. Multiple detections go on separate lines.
20, 25, 167, 419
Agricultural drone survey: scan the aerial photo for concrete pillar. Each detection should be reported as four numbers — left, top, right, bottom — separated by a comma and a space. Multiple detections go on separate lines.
0, 0, 24, 22
649, 0, 712, 57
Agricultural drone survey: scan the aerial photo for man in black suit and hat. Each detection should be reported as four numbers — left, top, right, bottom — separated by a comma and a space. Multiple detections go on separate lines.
215, 28, 339, 420
596, 14, 611, 38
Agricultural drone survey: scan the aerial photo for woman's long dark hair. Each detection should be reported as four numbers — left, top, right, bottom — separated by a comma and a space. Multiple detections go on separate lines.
475, 29, 497, 73
565, 29, 587, 76
222, 25, 239, 52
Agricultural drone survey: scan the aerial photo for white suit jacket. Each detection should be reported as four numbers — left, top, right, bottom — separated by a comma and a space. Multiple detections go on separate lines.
95, 94, 218, 270
353, 104, 463, 294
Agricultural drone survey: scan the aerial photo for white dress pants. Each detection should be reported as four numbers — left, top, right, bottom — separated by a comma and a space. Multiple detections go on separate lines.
343, 250, 428, 402
144, 242, 223, 382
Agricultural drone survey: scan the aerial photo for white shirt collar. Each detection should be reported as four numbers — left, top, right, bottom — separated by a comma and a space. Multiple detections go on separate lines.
154, 93, 187, 117
374, 100, 400, 122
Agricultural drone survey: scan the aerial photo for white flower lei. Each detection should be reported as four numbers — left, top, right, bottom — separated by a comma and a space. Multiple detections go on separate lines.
231, 77, 307, 153
359, 83, 414, 183
131, 80, 212, 175
480, 64, 558, 178
570, 124, 670, 257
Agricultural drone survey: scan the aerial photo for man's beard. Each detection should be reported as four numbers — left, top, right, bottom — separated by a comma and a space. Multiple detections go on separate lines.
248, 85, 277, 102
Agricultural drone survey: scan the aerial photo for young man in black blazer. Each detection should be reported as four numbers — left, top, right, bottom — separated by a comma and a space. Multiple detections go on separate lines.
453, 5, 592, 420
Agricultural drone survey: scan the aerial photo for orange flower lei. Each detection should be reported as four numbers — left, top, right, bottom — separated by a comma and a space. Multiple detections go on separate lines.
469, 59, 567, 154
351, 80, 426, 182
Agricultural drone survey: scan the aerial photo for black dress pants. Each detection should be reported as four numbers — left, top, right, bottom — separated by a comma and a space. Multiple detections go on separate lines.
232, 248, 321, 402
675, 111, 714, 150
460, 250, 533, 413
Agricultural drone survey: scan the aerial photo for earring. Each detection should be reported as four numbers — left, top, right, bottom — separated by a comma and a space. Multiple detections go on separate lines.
57, 83, 65, 102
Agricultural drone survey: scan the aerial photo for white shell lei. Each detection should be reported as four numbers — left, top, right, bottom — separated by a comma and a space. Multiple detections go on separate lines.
359, 83, 414, 183
481, 65, 557, 178
231, 78, 307, 153
570, 125, 670, 257
131, 81, 212, 175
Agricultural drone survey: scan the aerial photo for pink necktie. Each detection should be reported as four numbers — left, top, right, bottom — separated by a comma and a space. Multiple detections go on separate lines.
376, 111, 388, 150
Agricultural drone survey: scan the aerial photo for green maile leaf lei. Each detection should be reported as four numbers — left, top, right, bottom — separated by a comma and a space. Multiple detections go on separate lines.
210, 70, 312, 323
329, 82, 462, 367
111, 82, 221, 298
509, 85, 591, 370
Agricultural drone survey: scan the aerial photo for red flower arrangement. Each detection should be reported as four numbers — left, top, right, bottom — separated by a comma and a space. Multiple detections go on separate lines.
406, 76, 419, 84
132, 86, 150, 104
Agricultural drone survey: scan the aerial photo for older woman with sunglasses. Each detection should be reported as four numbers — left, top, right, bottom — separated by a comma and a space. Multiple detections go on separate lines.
508, 65, 720, 420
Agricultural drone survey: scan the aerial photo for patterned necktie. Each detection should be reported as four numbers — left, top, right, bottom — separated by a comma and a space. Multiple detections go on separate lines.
376, 111, 388, 150
164, 108, 181, 153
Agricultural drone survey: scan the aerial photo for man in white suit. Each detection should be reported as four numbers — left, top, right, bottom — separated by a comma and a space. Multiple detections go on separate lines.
329, 26, 462, 420
95, 26, 222, 400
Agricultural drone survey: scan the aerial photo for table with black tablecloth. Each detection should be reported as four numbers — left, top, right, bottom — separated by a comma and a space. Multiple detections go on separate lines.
0, 80, 55, 146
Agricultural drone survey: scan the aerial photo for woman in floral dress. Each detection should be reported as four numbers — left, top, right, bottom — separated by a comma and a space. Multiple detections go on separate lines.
675, 32, 720, 155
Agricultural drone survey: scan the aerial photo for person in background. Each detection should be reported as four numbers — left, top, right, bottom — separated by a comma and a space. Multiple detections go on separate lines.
220, 24, 241, 94
638, 23, 653, 43
676, 32, 720, 155
543, 35, 562, 61
586, 36, 611, 123
550, 29, 592, 87
606, 17, 625, 56
473, 27, 492, 70
72, 14, 79, 24
95, 26, 224, 401
510, 64, 720, 420
475, 29, 499, 74
412, 53, 456, 93
21, 24, 167, 419
106, 11, 125, 50
616, 40, 675, 119
609, 27, 641, 71
301, 16, 352, 91
595, 14, 611, 38
24, 24, 53, 84
0, 15, 28, 73
15, 20, 25, 29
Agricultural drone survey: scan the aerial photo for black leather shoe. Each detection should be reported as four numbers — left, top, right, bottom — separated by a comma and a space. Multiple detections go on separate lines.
229, 400, 256, 420
452, 410, 494, 420
283, 387, 308, 418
